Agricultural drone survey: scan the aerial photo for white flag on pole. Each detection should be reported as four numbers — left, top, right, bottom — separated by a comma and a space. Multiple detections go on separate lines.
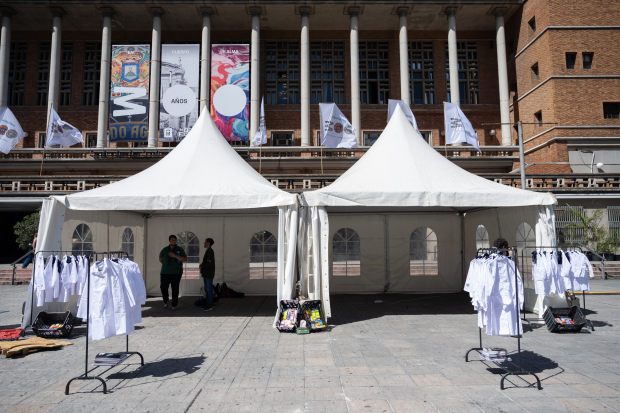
388, 99, 421, 135
251, 97, 267, 147
319, 103, 358, 149
0, 106, 26, 154
443, 102, 481, 152
46, 107, 83, 147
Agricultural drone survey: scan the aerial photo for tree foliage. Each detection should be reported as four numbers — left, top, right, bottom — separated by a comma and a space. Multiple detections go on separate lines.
14, 209, 40, 250
564, 204, 620, 254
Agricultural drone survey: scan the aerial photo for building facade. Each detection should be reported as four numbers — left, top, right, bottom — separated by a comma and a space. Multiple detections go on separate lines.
0, 0, 619, 260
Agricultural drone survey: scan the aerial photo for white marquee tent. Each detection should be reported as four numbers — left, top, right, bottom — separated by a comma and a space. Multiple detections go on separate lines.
300, 106, 560, 317
23, 112, 299, 327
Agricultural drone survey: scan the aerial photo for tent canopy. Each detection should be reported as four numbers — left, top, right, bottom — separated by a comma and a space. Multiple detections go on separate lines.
303, 106, 556, 210
62, 112, 296, 211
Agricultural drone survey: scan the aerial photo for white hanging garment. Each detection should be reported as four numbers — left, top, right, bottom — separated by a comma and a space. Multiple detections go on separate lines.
570, 251, 594, 292
560, 250, 574, 291
33, 255, 46, 306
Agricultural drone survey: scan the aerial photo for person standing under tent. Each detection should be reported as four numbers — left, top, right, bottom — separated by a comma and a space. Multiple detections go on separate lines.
159, 234, 187, 310
200, 238, 215, 312
22, 233, 37, 268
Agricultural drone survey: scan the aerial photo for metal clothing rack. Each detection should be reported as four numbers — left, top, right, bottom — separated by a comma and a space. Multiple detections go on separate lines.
29, 249, 144, 395
465, 247, 542, 390
520, 246, 594, 332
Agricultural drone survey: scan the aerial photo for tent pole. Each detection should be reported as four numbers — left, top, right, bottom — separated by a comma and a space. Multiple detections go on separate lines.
460, 212, 465, 288
320, 145, 323, 175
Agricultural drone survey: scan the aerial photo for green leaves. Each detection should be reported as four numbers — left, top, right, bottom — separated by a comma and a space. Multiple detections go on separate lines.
13, 209, 40, 250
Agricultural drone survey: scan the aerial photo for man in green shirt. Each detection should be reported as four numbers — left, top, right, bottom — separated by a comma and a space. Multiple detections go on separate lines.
159, 234, 187, 310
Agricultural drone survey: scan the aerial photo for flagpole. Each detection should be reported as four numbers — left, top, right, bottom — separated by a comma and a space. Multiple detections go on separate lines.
40, 104, 53, 176
443, 102, 448, 159
259, 144, 262, 174
320, 145, 323, 175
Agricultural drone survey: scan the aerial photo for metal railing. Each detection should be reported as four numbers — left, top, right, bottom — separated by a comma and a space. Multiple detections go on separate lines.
9, 248, 33, 285
0, 145, 519, 160
2, 173, 620, 194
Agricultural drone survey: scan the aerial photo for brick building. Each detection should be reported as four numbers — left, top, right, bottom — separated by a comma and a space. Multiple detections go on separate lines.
0, 0, 619, 261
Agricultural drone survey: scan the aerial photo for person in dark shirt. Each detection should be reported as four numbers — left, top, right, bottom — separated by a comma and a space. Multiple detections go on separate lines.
159, 234, 187, 310
200, 238, 215, 312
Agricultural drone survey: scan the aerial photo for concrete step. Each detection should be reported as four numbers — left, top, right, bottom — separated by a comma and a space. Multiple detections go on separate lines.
592, 262, 620, 280
0, 268, 33, 285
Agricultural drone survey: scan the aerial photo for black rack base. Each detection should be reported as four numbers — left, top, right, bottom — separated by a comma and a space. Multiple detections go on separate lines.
465, 347, 482, 362
501, 371, 542, 390
65, 351, 144, 395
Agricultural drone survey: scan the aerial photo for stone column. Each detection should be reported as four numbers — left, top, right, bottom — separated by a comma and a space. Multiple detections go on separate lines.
495, 9, 512, 146
47, 9, 63, 115
96, 8, 113, 148
398, 8, 410, 105
446, 8, 460, 106
199, 8, 212, 114
147, 8, 162, 148
250, 7, 261, 140
0, 9, 12, 106
349, 8, 361, 146
300, 7, 310, 147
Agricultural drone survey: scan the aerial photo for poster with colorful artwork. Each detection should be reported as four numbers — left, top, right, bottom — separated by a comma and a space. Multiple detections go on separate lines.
210, 44, 250, 142
109, 45, 150, 143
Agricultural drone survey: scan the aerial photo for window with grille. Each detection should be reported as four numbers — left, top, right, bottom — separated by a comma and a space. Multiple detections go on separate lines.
265, 41, 299, 105
555, 206, 585, 245
420, 131, 433, 145
82, 42, 101, 106
445, 41, 480, 104
177, 231, 200, 263
36, 42, 51, 106
363, 131, 382, 146
359, 41, 390, 105
566, 53, 576, 69
121, 228, 134, 261
85, 133, 97, 148
476, 225, 490, 249
271, 131, 294, 146
310, 41, 345, 104
410, 227, 438, 276
72, 224, 93, 254
8, 41, 27, 106
60, 42, 73, 105
409, 41, 435, 104
608, 206, 620, 238
249, 231, 277, 279
333, 228, 360, 276
603, 103, 620, 119
583, 53, 593, 70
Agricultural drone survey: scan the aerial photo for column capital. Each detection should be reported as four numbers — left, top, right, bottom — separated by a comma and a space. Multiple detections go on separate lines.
50, 7, 65, 18
396, 7, 409, 18
149, 7, 164, 17
490, 6, 510, 17
248, 6, 261, 17
97, 6, 115, 19
347, 6, 362, 16
444, 7, 459, 17
200, 6, 214, 17
1, 7, 15, 18
298, 6, 312, 17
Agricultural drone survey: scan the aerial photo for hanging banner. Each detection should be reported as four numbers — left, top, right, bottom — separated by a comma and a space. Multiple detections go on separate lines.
444, 102, 481, 152
388, 99, 421, 135
159, 44, 199, 143
109, 45, 150, 143
319, 103, 358, 149
0, 107, 26, 154
210, 44, 250, 142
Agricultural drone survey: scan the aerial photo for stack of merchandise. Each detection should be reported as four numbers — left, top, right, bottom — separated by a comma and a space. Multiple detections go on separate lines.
305, 307, 325, 329
555, 317, 574, 325
93, 352, 129, 366
280, 308, 298, 328
480, 347, 510, 362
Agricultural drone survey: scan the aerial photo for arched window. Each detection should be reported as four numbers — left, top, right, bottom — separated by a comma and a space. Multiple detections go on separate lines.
72, 223, 93, 254
121, 228, 134, 261
516, 222, 535, 279
410, 227, 438, 276
333, 228, 360, 276
177, 231, 200, 263
476, 225, 489, 250
249, 231, 277, 279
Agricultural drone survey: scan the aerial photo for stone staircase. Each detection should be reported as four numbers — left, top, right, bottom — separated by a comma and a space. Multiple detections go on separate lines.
0, 267, 32, 285
592, 261, 620, 279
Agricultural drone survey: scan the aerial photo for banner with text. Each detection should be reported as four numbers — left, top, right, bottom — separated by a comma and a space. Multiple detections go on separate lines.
109, 45, 150, 143
159, 44, 199, 142
210, 44, 250, 142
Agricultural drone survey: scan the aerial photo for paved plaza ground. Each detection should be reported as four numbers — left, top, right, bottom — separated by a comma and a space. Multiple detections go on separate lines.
0, 281, 619, 413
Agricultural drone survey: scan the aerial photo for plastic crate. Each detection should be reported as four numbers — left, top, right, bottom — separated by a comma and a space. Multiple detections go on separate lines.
300, 300, 327, 331
0, 329, 24, 341
543, 306, 587, 333
276, 300, 300, 332
32, 311, 75, 338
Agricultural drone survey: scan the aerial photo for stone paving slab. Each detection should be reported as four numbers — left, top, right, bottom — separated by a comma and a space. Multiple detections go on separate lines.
1, 284, 620, 412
